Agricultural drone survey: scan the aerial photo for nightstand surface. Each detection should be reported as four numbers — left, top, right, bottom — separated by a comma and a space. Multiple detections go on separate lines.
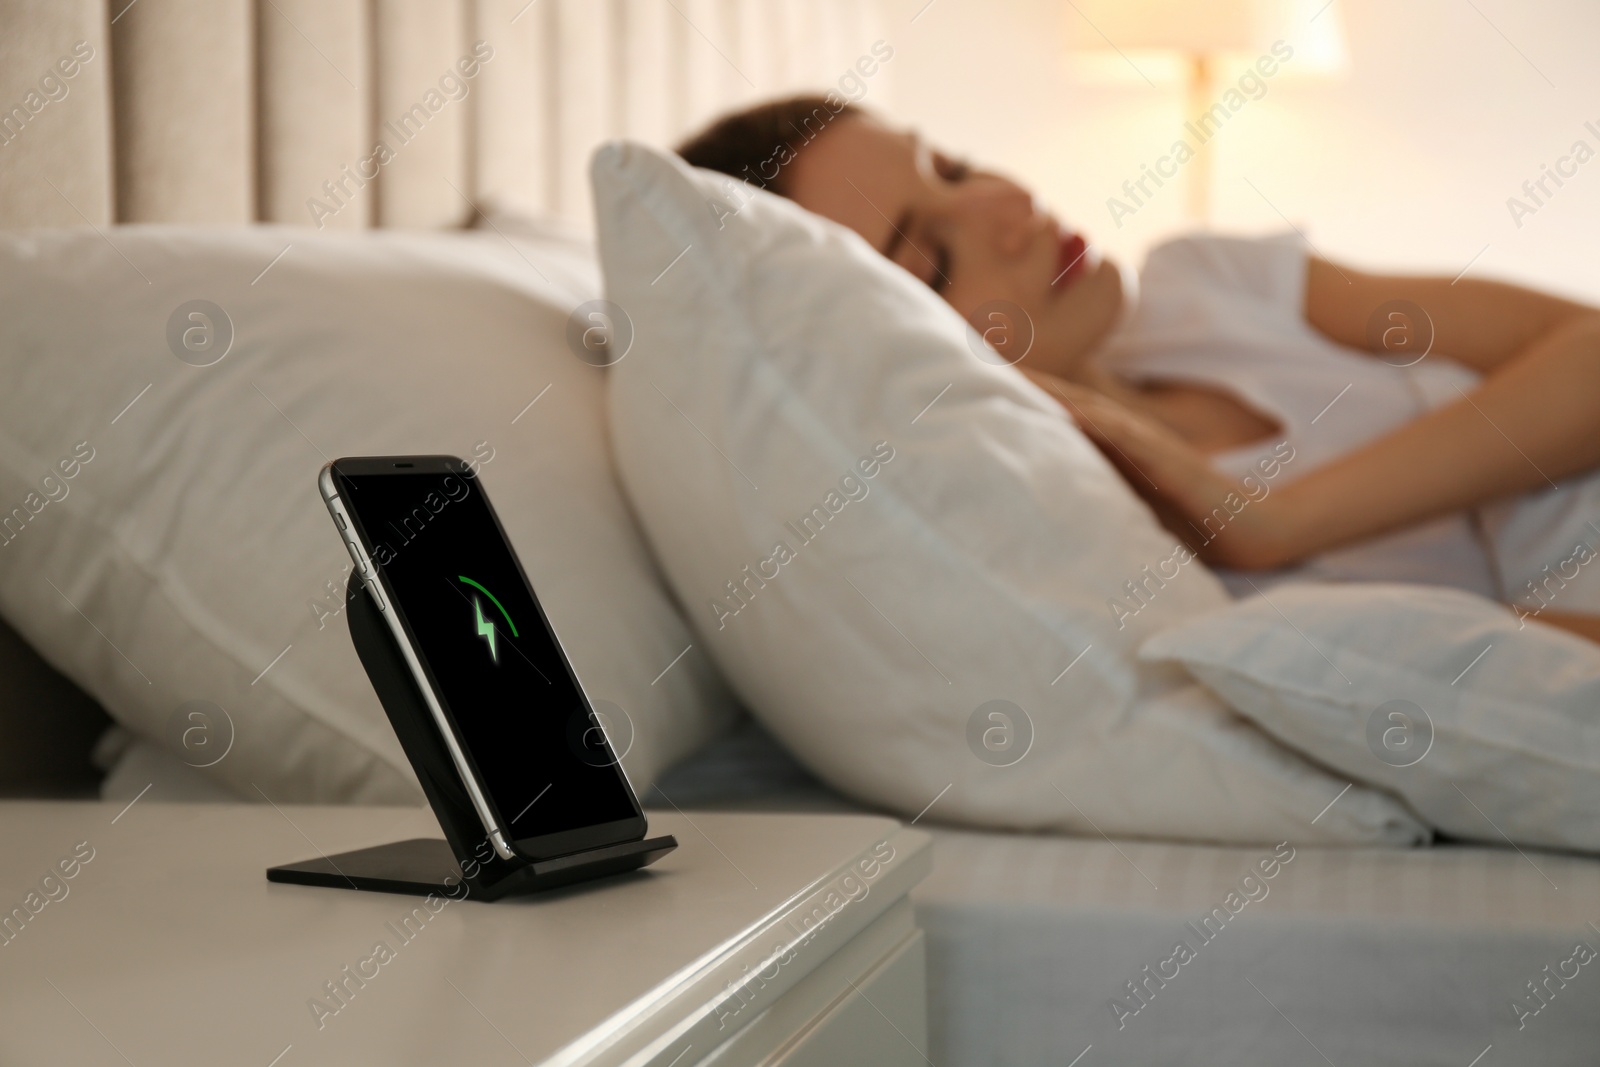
0, 801, 930, 1067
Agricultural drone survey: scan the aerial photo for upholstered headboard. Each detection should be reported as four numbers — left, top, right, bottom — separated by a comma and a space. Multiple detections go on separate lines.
0, 0, 884, 231
0, 0, 883, 795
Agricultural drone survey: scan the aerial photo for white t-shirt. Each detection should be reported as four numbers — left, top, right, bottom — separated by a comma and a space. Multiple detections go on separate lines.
1100, 233, 1600, 614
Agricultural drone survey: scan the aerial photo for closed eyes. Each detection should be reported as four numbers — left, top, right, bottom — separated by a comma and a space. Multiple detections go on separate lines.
933, 152, 971, 184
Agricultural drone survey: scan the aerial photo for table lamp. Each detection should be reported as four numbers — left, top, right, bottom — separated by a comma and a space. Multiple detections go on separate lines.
1067, 0, 1347, 223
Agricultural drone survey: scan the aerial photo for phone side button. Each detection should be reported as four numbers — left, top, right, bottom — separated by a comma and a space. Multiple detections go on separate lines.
344, 541, 379, 584
366, 583, 386, 612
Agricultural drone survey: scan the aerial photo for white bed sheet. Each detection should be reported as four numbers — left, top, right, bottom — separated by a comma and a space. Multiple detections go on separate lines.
918, 828, 1600, 1066
646, 722, 1600, 1066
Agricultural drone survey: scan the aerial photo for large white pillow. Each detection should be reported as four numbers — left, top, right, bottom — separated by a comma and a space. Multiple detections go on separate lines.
594, 142, 1424, 846
0, 225, 735, 803
1143, 582, 1600, 851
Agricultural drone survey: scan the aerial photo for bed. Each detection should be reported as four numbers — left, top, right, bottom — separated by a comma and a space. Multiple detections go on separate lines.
5, 3, 1600, 1065
651, 724, 1600, 1065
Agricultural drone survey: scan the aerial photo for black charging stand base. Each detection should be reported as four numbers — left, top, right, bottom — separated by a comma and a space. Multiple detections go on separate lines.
267, 835, 679, 900
266, 573, 675, 902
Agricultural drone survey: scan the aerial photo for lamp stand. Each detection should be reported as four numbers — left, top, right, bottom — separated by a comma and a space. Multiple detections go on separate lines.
1186, 53, 1214, 225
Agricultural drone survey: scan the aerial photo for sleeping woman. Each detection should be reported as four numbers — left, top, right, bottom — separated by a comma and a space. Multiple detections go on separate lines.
677, 96, 1600, 646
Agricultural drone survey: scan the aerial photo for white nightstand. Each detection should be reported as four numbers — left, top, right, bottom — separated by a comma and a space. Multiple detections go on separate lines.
0, 801, 931, 1066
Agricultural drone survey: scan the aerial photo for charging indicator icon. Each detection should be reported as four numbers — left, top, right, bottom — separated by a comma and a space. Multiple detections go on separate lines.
472, 598, 499, 662
459, 575, 518, 664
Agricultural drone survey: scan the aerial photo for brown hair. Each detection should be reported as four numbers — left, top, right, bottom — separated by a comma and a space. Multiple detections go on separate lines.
675, 94, 862, 198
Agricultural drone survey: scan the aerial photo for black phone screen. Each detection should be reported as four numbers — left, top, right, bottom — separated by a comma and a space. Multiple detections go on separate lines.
334, 463, 640, 849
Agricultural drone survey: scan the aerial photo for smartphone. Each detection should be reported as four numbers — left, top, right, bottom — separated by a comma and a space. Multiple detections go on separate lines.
319, 456, 646, 862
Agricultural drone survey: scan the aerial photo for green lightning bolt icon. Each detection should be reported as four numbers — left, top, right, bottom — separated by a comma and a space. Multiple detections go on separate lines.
473, 597, 498, 663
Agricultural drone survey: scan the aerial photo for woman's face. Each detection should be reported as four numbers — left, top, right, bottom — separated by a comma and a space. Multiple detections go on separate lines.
786, 114, 1123, 376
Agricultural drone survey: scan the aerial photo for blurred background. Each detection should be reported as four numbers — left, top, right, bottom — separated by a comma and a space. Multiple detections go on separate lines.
874, 0, 1600, 300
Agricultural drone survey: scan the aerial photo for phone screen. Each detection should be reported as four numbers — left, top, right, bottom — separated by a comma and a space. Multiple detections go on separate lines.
333, 463, 640, 850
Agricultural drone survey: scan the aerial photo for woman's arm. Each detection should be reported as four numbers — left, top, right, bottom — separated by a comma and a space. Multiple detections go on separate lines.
1248, 262, 1600, 566
1253, 305, 1600, 567
1305, 257, 1597, 374
1036, 371, 1600, 647
1066, 264, 1600, 570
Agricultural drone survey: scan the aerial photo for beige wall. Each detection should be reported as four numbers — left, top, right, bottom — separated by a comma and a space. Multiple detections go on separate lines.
877, 0, 1600, 301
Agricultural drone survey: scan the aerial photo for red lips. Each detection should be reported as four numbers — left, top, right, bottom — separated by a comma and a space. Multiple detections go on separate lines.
1053, 231, 1090, 290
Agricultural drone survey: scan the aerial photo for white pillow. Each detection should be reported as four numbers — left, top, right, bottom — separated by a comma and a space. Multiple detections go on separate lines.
1142, 582, 1600, 852
0, 225, 735, 803
470, 203, 605, 307
594, 142, 1424, 846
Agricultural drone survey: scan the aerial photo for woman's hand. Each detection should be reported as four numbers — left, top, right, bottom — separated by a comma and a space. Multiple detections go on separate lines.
1024, 371, 1296, 569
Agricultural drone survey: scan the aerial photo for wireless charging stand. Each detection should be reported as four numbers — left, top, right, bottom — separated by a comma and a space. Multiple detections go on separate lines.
267, 573, 676, 901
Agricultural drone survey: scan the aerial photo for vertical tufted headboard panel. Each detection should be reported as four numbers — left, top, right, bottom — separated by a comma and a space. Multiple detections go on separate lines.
0, 0, 886, 230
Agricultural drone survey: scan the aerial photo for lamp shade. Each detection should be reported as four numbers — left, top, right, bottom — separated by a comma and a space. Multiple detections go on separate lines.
1067, 0, 1261, 52
1067, 0, 1346, 77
